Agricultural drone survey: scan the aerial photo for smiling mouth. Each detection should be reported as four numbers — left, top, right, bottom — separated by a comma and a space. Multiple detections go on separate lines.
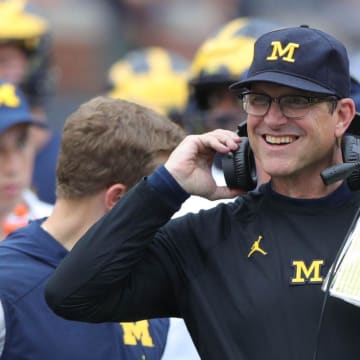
264, 135, 298, 145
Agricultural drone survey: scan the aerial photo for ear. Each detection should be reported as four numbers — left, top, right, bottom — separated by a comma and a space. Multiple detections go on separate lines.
104, 183, 127, 211
335, 98, 356, 137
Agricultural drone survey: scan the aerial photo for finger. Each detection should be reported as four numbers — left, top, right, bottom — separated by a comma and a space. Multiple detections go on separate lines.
200, 130, 241, 153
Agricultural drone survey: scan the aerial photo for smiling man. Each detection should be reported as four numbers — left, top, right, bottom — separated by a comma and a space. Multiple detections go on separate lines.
46, 25, 360, 360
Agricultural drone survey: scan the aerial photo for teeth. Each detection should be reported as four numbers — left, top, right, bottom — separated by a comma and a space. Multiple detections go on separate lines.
265, 135, 296, 144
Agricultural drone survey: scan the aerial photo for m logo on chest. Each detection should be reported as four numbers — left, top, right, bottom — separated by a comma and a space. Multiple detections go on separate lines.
120, 320, 154, 347
290, 260, 324, 285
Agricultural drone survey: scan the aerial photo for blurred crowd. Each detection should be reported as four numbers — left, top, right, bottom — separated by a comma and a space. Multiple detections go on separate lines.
16, 0, 360, 128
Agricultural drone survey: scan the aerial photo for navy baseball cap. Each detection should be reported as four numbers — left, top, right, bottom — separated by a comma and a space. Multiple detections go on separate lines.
230, 25, 351, 98
0, 80, 43, 134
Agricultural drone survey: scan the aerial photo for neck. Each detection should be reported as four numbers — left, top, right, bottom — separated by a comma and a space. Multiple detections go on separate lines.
271, 175, 342, 198
269, 147, 344, 198
41, 194, 106, 251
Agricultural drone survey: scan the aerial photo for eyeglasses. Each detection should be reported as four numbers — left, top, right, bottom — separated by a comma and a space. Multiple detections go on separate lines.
239, 92, 338, 118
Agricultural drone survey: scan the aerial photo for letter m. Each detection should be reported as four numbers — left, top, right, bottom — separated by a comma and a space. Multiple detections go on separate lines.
121, 320, 154, 347
291, 260, 324, 285
266, 41, 300, 63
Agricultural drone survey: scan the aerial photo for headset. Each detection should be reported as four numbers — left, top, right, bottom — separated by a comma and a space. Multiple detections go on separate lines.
222, 129, 360, 191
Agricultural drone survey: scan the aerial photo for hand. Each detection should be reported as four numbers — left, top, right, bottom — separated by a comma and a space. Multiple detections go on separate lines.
164, 129, 244, 200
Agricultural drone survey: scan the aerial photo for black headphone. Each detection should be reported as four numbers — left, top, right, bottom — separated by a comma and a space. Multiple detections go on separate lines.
222, 137, 257, 191
222, 132, 360, 191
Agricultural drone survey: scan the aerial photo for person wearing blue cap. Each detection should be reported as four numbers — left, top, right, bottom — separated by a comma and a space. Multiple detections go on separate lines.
0, 80, 51, 239
0, 0, 60, 205
45, 26, 360, 359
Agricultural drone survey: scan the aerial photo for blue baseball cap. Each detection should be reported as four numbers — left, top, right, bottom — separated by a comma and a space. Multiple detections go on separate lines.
0, 80, 43, 134
230, 25, 351, 98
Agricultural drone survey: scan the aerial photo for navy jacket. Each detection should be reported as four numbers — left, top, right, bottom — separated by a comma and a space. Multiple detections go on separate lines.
0, 219, 169, 359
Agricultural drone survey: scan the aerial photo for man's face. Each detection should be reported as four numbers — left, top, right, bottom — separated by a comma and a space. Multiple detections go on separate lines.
0, 124, 34, 214
0, 45, 28, 85
246, 82, 339, 181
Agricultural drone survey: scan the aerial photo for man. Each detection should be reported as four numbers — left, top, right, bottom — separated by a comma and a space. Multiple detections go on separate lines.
45, 26, 360, 359
0, 80, 51, 239
0, 96, 185, 359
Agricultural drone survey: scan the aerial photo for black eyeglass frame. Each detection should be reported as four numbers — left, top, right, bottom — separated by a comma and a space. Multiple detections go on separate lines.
238, 92, 339, 118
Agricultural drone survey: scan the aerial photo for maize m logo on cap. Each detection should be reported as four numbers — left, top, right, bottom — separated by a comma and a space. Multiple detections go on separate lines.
266, 41, 300, 63
0, 84, 20, 108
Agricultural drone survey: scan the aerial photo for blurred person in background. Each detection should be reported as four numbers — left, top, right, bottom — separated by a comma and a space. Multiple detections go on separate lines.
107, 46, 190, 129
184, 17, 282, 135
0, 96, 184, 359
0, 80, 51, 240
0, 0, 60, 204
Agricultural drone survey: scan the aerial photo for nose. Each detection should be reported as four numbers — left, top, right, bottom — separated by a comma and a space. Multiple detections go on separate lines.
1, 152, 22, 176
263, 101, 288, 128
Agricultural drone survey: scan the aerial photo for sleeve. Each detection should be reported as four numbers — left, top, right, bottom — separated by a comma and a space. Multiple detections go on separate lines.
45, 179, 186, 323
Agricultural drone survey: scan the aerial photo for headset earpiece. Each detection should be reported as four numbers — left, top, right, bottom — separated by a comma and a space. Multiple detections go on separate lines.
222, 137, 257, 191
342, 134, 360, 190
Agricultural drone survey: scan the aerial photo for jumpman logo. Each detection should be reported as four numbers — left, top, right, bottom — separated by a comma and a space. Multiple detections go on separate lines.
248, 235, 268, 258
